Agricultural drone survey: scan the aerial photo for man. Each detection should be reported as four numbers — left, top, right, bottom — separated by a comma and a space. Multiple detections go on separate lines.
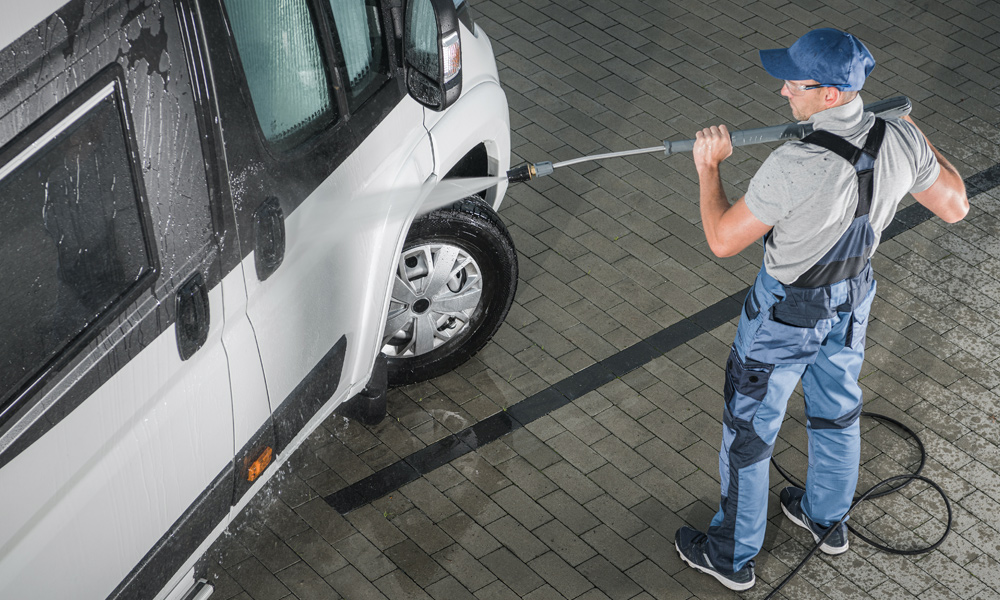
674, 28, 969, 591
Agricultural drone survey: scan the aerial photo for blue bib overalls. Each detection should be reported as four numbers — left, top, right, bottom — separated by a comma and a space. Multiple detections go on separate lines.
706, 119, 888, 573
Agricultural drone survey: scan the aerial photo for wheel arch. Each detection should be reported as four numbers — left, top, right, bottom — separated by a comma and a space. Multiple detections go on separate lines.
428, 81, 510, 211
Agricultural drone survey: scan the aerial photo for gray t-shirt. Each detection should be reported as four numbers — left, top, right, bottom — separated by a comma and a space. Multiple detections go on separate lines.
744, 96, 940, 284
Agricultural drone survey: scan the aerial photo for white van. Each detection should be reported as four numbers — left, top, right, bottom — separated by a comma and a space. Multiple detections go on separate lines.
0, 0, 514, 598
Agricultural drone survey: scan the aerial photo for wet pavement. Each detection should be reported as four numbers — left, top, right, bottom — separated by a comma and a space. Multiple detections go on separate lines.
198, 0, 1000, 598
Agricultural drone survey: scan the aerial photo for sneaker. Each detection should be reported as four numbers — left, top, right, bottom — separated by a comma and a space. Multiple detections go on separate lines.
780, 486, 849, 555
674, 526, 756, 591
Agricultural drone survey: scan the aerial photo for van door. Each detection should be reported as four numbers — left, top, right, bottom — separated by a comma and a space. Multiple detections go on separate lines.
0, 7, 236, 598
193, 0, 433, 449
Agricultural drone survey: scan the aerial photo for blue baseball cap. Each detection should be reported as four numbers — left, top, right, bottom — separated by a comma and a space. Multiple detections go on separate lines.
759, 28, 875, 91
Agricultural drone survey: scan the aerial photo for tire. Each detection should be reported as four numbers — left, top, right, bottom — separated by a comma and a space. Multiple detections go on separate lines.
383, 196, 517, 386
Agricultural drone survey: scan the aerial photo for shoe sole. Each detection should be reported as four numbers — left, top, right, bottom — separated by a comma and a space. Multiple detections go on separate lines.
781, 502, 849, 555
674, 539, 755, 592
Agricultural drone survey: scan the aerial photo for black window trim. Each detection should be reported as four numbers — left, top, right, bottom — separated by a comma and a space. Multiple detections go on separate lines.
316, 0, 394, 113
0, 64, 160, 433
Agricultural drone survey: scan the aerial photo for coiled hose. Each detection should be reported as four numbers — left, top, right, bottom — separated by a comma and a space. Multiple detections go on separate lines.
764, 411, 952, 599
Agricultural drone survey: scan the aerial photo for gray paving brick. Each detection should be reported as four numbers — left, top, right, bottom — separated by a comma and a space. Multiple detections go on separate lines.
591, 436, 653, 478
473, 580, 521, 600
345, 505, 407, 550
584, 495, 648, 539
275, 562, 339, 600
439, 512, 503, 559
533, 517, 599, 567
550, 403, 612, 446
581, 524, 645, 571
538, 487, 602, 536
294, 498, 355, 546
594, 405, 655, 448
384, 539, 446, 588
235, 524, 299, 574
496, 455, 559, 498
546, 431, 609, 474
573, 589, 614, 600
452, 452, 512, 496
529, 551, 594, 598
588, 463, 650, 508
492, 484, 554, 530
635, 434, 698, 479
522, 584, 570, 600
486, 515, 549, 562
624, 560, 688, 600
286, 529, 349, 578
434, 543, 499, 592
444, 480, 507, 527
578, 556, 643, 600
392, 509, 454, 555
633, 469, 698, 514
228, 557, 289, 600
480, 547, 546, 596
425, 575, 477, 600
373, 570, 432, 600
334, 532, 396, 581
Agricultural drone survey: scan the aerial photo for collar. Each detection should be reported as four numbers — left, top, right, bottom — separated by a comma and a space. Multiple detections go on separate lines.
808, 95, 865, 134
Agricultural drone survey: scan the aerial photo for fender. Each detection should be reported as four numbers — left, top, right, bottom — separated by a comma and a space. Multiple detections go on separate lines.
427, 80, 511, 210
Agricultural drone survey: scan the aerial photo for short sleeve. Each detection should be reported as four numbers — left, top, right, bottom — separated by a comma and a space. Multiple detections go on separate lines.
899, 120, 941, 194
744, 148, 793, 226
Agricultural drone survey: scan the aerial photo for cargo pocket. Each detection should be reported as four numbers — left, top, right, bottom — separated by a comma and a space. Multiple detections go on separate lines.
723, 349, 774, 424
745, 308, 831, 365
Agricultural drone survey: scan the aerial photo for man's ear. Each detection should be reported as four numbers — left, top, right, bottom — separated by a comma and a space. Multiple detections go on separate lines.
823, 87, 842, 108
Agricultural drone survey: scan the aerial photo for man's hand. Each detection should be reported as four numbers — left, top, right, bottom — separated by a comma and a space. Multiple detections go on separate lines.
694, 125, 734, 173
693, 124, 771, 257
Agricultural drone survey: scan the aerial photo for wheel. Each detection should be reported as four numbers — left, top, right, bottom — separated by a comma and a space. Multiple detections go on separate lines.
383, 196, 518, 386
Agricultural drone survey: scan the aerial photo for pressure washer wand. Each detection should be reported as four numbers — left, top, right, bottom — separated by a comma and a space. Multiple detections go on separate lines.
507, 95, 911, 183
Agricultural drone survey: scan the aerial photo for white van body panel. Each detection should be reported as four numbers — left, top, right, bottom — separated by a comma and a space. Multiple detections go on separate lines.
428, 79, 511, 205
220, 267, 271, 452
0, 285, 234, 599
240, 97, 434, 412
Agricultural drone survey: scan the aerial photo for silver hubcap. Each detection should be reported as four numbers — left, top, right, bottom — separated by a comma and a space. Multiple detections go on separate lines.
382, 243, 483, 358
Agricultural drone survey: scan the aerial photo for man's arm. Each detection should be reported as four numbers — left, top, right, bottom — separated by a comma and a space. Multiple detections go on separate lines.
902, 115, 969, 224
694, 125, 773, 257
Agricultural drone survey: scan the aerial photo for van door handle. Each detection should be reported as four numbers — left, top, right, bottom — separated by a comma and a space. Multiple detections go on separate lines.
253, 197, 285, 281
176, 272, 210, 360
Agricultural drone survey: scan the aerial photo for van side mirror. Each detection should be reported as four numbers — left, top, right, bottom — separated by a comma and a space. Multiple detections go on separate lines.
403, 0, 462, 111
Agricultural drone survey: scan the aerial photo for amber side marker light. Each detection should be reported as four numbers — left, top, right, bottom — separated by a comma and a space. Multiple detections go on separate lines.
247, 447, 273, 482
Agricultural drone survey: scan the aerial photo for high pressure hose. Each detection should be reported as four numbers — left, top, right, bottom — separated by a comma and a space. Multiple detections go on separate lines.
507, 96, 913, 183
764, 412, 952, 599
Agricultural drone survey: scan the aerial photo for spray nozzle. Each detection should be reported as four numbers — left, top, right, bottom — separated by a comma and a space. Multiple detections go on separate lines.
507, 161, 554, 183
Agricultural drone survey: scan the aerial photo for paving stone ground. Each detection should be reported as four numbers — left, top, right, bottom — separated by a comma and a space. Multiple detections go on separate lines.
198, 0, 1000, 598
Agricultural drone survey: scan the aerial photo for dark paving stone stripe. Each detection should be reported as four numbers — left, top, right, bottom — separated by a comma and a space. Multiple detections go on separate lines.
325, 164, 1000, 514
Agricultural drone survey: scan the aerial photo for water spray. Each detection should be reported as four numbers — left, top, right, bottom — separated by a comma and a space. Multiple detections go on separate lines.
507, 96, 912, 183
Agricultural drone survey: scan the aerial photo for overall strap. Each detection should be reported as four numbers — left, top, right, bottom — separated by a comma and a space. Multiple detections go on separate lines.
800, 118, 887, 217
787, 118, 888, 289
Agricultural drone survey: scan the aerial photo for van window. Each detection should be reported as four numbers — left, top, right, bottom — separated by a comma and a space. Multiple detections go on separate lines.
0, 82, 155, 414
327, 0, 389, 108
224, 0, 338, 150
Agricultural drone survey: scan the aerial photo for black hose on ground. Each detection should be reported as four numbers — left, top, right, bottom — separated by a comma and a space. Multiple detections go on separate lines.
763, 411, 953, 599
